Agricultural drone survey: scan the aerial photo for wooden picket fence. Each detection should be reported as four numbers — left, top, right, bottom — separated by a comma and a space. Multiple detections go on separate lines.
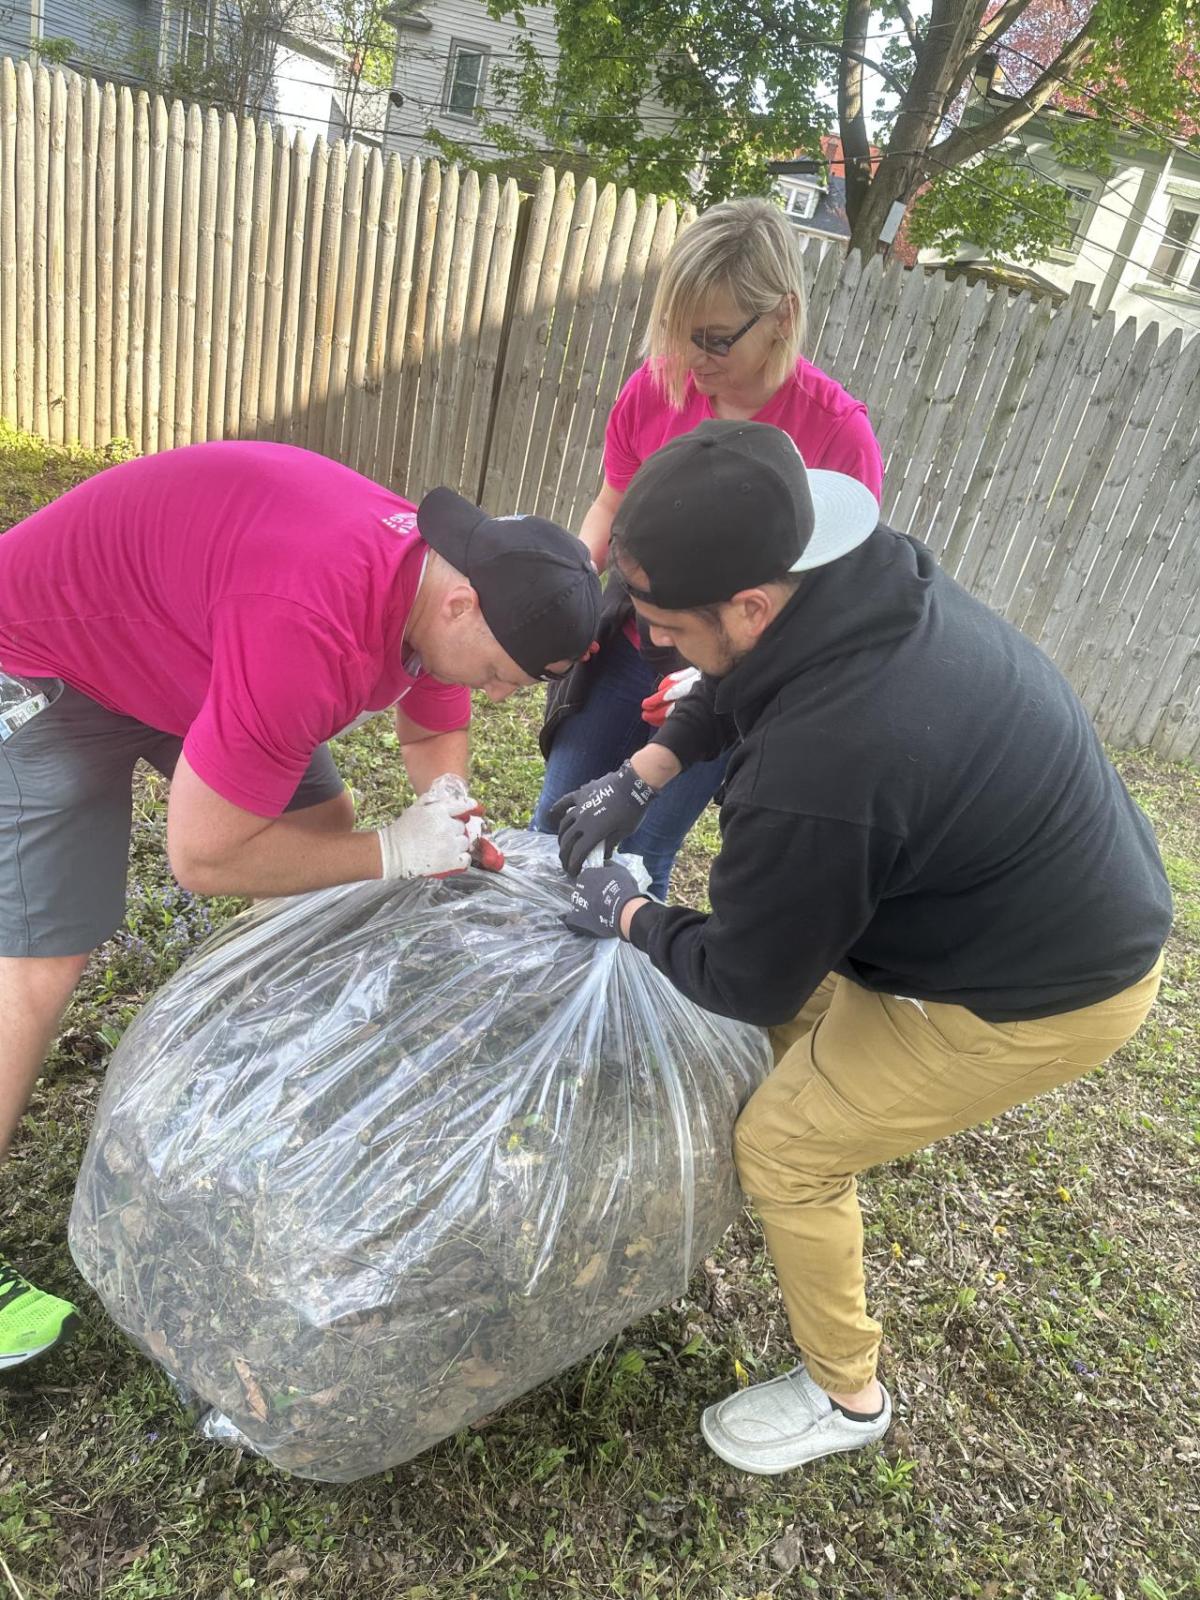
0, 57, 1198, 760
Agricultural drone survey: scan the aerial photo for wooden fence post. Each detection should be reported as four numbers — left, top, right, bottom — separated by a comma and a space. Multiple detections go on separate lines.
45, 70, 66, 444
0, 60, 16, 426
240, 121, 275, 440
32, 65, 49, 439
322, 138, 364, 460
224, 115, 257, 437
15, 61, 34, 432
111, 86, 134, 442
141, 93, 167, 454
173, 101, 202, 447
62, 72, 82, 444
126, 92, 150, 452
94, 82, 116, 443
274, 129, 310, 443
257, 129, 292, 440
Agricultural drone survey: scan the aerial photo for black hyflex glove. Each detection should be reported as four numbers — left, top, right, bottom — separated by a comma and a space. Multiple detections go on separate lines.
548, 760, 658, 877
561, 862, 644, 940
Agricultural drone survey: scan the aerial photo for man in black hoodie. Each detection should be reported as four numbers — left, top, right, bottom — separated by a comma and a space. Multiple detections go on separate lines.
552, 419, 1171, 1477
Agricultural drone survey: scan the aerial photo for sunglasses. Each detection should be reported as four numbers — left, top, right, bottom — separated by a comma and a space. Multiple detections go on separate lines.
538, 639, 600, 682
690, 313, 762, 358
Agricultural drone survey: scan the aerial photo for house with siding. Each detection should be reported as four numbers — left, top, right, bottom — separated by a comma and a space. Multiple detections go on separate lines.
920, 58, 1200, 343
8, 1, 388, 147
382, 0, 677, 170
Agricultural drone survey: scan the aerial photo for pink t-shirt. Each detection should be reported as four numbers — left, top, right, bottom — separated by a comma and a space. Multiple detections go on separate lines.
0, 441, 470, 816
605, 357, 884, 497
604, 358, 884, 647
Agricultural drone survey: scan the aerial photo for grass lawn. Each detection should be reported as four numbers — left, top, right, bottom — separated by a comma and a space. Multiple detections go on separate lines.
1, 425, 1198, 1600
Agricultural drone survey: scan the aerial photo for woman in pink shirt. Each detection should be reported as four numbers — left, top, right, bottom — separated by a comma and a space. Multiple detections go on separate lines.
532, 198, 884, 896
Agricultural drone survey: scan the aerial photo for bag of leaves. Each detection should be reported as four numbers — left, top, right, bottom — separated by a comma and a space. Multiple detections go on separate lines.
69, 831, 771, 1482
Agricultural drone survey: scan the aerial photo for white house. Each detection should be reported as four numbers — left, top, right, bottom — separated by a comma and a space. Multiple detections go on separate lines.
268, 26, 391, 148
922, 66, 1200, 343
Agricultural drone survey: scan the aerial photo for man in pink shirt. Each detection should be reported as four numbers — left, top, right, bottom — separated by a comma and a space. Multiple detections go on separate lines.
0, 440, 600, 1370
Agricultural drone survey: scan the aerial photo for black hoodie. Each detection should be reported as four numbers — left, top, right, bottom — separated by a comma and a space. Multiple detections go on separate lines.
628, 526, 1172, 1027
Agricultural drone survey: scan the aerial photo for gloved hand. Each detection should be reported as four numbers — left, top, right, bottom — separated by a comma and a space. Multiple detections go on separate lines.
377, 785, 484, 880
562, 862, 644, 940
640, 667, 702, 727
548, 759, 658, 877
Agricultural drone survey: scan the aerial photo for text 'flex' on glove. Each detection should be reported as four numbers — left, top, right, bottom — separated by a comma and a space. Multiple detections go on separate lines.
561, 861, 643, 939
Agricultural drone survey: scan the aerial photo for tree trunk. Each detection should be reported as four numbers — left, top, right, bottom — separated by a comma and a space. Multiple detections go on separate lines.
838, 0, 874, 228
842, 0, 986, 255
846, 151, 913, 256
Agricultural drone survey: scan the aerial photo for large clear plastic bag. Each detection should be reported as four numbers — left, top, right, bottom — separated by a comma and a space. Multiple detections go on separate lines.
69, 831, 771, 1482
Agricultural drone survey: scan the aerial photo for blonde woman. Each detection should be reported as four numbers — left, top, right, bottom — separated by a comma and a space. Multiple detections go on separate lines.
532, 197, 884, 896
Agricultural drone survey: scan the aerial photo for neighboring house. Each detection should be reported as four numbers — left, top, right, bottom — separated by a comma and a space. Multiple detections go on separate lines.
771, 137, 918, 267
7, 1, 387, 148
920, 58, 1200, 342
382, 0, 676, 168
266, 24, 390, 148
772, 136, 854, 242
0, 0, 159, 85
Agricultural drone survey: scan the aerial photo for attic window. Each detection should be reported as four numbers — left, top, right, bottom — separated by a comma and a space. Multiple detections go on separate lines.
782, 181, 820, 222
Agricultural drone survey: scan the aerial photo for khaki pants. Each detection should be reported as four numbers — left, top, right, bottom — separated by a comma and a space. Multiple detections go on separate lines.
733, 959, 1164, 1394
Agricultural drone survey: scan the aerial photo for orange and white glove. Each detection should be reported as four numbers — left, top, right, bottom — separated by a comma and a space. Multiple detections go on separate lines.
640, 667, 702, 727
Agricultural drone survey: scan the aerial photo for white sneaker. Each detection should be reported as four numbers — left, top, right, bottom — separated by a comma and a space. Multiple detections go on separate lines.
700, 1363, 892, 1475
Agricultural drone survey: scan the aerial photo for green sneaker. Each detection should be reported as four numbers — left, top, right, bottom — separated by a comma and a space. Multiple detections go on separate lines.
0, 1255, 80, 1370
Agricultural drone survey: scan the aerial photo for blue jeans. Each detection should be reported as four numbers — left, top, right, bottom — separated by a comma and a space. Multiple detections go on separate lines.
531, 632, 728, 899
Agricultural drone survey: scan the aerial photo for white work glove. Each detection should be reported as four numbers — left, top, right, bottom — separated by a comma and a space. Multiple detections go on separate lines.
377, 779, 482, 881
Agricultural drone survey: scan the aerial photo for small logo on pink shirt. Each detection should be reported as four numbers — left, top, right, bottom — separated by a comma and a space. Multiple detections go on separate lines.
382, 510, 418, 535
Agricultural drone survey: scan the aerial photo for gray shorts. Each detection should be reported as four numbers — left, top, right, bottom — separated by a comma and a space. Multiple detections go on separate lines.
0, 678, 345, 957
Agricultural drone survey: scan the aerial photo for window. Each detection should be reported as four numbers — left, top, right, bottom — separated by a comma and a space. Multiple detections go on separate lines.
179, 2, 210, 70
445, 41, 487, 119
781, 181, 820, 222
1062, 184, 1094, 250
1149, 206, 1200, 288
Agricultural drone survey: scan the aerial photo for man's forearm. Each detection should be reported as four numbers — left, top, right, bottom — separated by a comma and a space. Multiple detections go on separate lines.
175, 815, 384, 898
401, 727, 470, 795
630, 743, 683, 790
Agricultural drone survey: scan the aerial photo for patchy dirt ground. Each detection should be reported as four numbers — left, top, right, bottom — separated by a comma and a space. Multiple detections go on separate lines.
1, 429, 1197, 1600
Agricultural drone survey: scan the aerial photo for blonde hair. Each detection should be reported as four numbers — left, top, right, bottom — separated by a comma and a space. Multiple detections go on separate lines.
645, 197, 809, 408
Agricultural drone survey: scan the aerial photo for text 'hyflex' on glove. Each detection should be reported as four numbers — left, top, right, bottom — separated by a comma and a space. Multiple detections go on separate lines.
548, 760, 658, 877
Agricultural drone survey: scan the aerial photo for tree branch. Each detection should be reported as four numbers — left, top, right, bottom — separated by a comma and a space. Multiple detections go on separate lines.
977, 0, 1038, 49
893, 0, 923, 54
931, 9, 1104, 171
940, 0, 1038, 115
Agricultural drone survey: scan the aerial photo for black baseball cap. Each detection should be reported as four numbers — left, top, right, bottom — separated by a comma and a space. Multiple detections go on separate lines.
611, 419, 880, 609
417, 488, 601, 677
